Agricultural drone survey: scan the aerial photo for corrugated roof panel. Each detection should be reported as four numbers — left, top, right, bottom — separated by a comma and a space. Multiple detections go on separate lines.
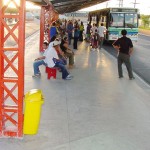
27, 0, 108, 13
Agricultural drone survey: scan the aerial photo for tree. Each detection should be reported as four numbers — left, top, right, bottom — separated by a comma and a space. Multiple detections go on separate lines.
141, 15, 150, 28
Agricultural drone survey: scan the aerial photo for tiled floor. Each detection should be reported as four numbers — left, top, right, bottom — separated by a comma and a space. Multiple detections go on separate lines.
1, 31, 150, 150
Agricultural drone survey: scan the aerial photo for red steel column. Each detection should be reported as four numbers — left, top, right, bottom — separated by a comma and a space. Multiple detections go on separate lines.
0, 0, 25, 138
39, 6, 51, 52
39, 5, 58, 52
39, 6, 45, 52
0, 0, 4, 137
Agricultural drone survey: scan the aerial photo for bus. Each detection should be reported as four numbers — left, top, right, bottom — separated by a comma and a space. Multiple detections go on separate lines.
88, 8, 140, 41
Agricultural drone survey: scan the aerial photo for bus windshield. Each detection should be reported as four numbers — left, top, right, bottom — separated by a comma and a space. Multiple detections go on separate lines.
125, 13, 138, 28
110, 13, 138, 28
110, 13, 124, 27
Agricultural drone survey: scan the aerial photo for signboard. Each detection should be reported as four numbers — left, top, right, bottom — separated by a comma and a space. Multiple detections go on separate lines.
110, 8, 138, 13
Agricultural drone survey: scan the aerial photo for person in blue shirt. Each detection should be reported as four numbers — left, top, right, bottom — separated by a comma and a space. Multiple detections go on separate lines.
50, 22, 57, 40
66, 20, 74, 45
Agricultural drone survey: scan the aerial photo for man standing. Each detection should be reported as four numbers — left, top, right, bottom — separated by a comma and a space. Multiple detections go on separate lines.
66, 20, 74, 45
98, 23, 106, 49
112, 29, 135, 80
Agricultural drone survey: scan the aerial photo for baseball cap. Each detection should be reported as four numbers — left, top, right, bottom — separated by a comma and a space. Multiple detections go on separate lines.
53, 40, 61, 46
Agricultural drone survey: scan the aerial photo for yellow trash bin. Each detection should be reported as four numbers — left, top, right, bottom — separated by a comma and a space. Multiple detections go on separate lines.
23, 89, 44, 135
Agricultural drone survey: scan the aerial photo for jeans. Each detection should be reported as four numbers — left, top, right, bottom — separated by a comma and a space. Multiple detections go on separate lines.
73, 37, 78, 49
68, 33, 72, 45
33, 60, 47, 75
54, 63, 69, 79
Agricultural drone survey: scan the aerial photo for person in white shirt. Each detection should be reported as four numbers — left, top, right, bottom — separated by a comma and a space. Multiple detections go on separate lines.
33, 40, 73, 80
98, 23, 106, 49
90, 23, 98, 46
90, 23, 98, 35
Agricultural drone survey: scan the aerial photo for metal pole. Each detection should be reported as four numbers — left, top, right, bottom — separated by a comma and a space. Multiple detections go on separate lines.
134, 0, 136, 8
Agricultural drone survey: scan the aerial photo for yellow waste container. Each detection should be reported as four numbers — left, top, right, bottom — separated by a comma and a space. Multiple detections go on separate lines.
23, 89, 44, 135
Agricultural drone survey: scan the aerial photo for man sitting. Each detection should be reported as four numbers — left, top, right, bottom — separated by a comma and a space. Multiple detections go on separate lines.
32, 40, 73, 80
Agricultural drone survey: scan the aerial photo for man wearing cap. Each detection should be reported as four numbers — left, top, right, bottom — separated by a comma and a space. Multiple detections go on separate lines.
33, 40, 73, 80
112, 29, 135, 80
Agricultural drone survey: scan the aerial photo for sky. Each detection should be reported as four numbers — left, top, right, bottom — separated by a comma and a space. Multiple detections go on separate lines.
80, 0, 150, 15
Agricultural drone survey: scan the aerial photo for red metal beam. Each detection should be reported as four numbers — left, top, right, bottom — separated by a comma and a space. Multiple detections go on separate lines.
0, 0, 5, 137
39, 6, 45, 52
0, 0, 25, 138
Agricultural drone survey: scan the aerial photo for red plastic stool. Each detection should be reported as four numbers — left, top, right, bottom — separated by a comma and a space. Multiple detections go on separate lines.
45, 67, 57, 79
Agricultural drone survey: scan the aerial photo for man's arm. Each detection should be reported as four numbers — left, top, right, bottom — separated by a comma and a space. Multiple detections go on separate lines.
112, 40, 120, 52
112, 45, 120, 51
129, 39, 134, 55
129, 47, 133, 55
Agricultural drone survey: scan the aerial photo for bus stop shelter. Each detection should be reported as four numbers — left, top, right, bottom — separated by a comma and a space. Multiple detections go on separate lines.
0, 0, 107, 138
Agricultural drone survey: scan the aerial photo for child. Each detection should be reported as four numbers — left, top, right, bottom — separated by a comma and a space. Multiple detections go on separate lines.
91, 29, 100, 51
41, 42, 49, 53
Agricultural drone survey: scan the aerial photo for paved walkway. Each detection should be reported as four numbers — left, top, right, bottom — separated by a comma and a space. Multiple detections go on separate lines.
5, 20, 40, 47
1, 31, 150, 150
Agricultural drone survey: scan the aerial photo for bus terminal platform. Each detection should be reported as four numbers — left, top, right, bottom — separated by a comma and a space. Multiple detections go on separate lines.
1, 31, 150, 150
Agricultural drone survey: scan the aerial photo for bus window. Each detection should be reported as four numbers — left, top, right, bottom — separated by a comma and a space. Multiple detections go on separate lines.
125, 13, 138, 28
110, 13, 124, 27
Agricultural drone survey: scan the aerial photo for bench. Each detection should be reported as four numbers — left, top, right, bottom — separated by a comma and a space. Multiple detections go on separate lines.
45, 67, 57, 79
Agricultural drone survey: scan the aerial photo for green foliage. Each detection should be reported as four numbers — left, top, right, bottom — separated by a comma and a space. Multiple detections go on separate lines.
140, 15, 150, 28
5, 7, 18, 14
139, 26, 150, 30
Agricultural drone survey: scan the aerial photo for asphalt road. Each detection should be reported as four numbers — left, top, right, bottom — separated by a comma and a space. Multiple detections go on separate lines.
103, 34, 150, 85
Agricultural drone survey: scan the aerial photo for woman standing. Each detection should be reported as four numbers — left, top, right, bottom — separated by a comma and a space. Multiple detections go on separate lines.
73, 25, 80, 50
79, 21, 84, 41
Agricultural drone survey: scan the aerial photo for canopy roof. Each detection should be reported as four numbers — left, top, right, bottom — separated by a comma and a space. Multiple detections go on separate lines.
27, 0, 108, 14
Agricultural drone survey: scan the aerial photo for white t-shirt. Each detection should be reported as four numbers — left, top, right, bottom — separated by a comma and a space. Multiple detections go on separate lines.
98, 26, 106, 37
90, 26, 98, 35
44, 45, 59, 68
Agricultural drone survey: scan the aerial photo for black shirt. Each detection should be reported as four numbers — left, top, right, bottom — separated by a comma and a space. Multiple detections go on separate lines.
60, 40, 67, 53
113, 36, 133, 55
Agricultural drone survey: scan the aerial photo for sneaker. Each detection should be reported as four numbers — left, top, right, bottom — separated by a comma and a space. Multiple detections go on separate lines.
65, 75, 73, 80
119, 76, 123, 78
32, 74, 41, 78
65, 76, 72, 80
129, 77, 135, 80
91, 48, 95, 51
67, 74, 73, 78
